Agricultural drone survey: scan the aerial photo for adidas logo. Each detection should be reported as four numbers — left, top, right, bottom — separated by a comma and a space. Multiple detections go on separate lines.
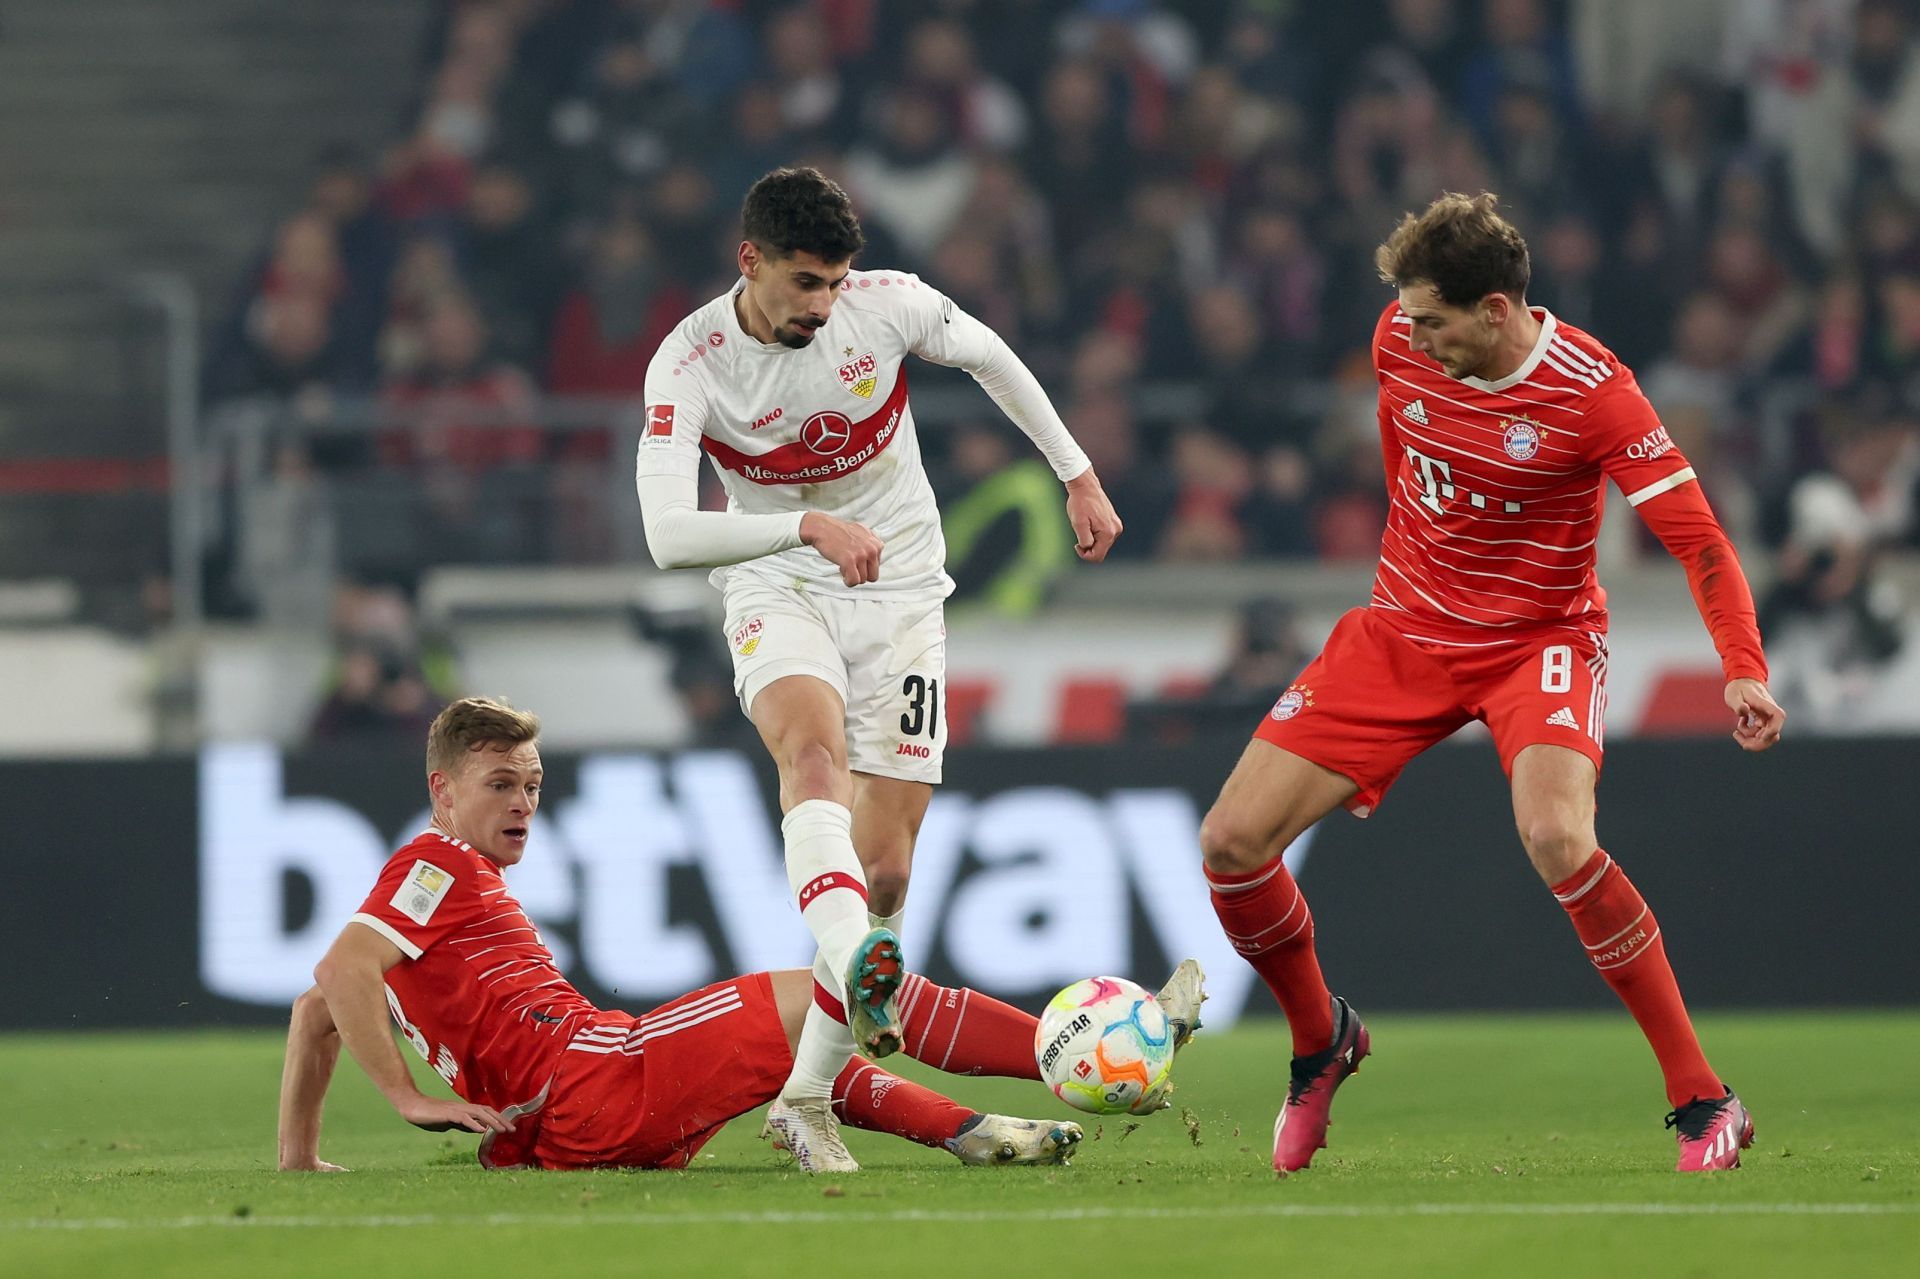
1403, 399, 1429, 425
1547, 707, 1579, 729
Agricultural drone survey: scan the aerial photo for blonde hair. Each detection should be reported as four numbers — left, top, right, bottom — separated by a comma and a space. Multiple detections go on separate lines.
425, 696, 541, 778
1375, 191, 1531, 305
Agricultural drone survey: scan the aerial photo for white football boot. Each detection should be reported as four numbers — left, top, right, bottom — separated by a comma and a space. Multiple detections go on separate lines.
1140, 958, 1208, 1112
1155, 958, 1208, 1051
945, 1114, 1084, 1166
765, 1094, 859, 1174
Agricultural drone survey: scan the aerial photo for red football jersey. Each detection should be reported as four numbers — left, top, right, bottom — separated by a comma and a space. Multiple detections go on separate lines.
350, 830, 595, 1110
1369, 302, 1696, 646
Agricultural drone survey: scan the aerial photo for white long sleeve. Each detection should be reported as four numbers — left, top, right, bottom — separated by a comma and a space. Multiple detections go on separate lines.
636, 470, 806, 571
963, 333, 1091, 482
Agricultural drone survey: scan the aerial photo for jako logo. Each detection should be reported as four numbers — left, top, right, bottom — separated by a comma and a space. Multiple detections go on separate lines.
750, 407, 783, 431
896, 743, 931, 759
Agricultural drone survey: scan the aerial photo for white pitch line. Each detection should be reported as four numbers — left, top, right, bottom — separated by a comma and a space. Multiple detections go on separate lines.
7, 1203, 1919, 1231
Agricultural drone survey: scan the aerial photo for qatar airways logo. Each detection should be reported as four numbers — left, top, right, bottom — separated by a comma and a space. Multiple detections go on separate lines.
1625, 425, 1675, 462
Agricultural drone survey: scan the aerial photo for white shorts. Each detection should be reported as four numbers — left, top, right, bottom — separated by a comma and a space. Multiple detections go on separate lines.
720, 579, 946, 783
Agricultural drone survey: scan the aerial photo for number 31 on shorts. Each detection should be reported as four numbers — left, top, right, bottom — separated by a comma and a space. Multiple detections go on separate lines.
1540, 644, 1573, 694
900, 674, 939, 738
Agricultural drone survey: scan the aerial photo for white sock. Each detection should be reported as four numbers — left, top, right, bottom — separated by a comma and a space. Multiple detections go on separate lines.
782, 800, 872, 977
868, 907, 906, 944
783, 954, 858, 1100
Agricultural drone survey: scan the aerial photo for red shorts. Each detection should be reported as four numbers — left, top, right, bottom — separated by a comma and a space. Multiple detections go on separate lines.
482, 973, 793, 1170
1254, 608, 1608, 816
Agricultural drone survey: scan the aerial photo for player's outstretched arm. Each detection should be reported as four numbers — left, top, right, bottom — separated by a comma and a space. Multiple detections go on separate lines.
312, 923, 515, 1138
1064, 468, 1123, 562
277, 984, 349, 1171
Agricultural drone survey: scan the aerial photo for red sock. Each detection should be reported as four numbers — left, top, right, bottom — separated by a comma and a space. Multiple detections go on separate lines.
896, 974, 1042, 1079
832, 1058, 972, 1148
1553, 849, 1722, 1108
1207, 857, 1334, 1055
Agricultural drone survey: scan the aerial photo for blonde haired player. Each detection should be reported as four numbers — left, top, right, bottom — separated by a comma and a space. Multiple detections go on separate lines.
276, 696, 1095, 1173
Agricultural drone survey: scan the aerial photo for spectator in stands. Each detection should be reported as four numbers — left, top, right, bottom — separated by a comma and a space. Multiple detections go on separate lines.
306, 144, 396, 384
903, 17, 1029, 153
205, 293, 342, 409
547, 215, 692, 399
458, 162, 561, 371
309, 643, 441, 742
1241, 443, 1318, 558
1160, 425, 1253, 561
845, 85, 979, 266
1761, 393, 1918, 721
763, 4, 856, 143
382, 292, 540, 472
1025, 60, 1134, 269
1701, 222, 1810, 375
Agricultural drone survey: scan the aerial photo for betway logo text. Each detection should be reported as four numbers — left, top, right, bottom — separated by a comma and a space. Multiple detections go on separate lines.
198, 745, 1315, 1026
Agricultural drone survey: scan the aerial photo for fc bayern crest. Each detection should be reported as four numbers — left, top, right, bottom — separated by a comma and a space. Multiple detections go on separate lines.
1502, 417, 1543, 460
1269, 686, 1314, 721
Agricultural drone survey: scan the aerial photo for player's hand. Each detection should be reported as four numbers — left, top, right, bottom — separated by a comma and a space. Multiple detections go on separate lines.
279, 1155, 350, 1172
394, 1093, 514, 1135
1065, 470, 1123, 562
1725, 677, 1785, 752
800, 512, 884, 587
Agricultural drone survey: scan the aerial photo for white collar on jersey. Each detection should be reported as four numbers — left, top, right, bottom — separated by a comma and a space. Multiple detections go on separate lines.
1460, 307, 1556, 394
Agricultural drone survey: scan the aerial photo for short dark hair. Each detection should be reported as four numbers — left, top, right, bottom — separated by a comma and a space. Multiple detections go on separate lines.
741, 167, 865, 263
1375, 192, 1530, 306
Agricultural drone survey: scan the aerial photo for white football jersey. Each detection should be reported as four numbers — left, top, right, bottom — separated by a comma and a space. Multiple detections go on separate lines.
638, 270, 995, 600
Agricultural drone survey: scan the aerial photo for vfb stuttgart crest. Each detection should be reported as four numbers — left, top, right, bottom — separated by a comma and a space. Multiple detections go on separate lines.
1269, 685, 1314, 721
838, 350, 878, 399
732, 615, 764, 656
1501, 416, 1544, 460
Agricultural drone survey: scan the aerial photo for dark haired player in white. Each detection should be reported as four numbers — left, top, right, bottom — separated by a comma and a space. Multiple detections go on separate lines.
635, 167, 1189, 1173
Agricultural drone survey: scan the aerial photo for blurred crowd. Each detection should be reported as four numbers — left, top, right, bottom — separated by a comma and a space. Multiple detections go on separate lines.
199, 0, 1920, 721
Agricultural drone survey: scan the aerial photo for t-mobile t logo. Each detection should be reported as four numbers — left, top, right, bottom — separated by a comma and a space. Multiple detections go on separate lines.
1404, 445, 1524, 514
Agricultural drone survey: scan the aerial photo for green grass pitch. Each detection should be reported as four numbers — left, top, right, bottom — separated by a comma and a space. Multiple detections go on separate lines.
3, 1012, 1916, 1278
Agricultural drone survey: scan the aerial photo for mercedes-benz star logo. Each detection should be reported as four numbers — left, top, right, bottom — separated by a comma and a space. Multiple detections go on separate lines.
800, 411, 853, 455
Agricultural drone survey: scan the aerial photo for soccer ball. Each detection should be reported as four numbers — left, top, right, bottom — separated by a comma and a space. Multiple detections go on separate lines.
1034, 976, 1174, 1116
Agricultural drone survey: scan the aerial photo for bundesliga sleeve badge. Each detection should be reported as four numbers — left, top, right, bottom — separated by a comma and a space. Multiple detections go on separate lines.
642, 403, 676, 448
391, 860, 455, 925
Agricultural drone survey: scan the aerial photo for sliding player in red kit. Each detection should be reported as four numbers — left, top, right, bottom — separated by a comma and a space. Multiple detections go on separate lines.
276, 697, 1175, 1175
1198, 193, 1785, 1175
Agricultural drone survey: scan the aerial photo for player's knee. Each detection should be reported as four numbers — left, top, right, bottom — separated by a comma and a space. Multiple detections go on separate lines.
1199, 809, 1273, 875
783, 740, 846, 804
1519, 815, 1592, 882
